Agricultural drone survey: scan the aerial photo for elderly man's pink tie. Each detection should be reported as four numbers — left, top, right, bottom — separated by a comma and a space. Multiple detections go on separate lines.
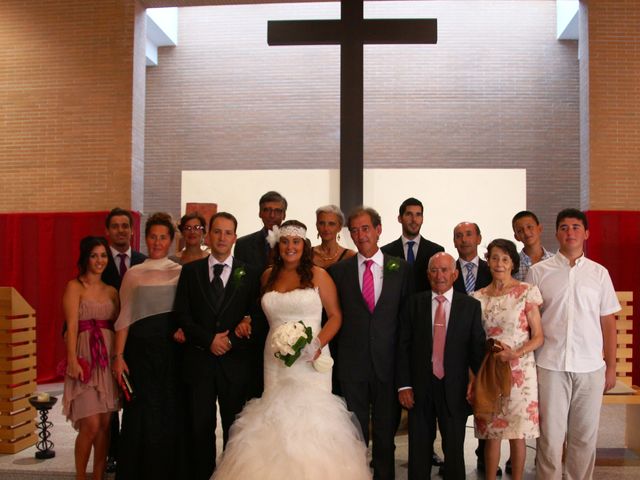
362, 260, 375, 313
432, 295, 446, 379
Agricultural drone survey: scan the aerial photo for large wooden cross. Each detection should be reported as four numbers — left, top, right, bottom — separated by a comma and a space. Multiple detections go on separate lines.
268, 1, 437, 214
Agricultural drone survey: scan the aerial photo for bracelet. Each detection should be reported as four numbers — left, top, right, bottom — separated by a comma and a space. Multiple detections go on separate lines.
111, 353, 124, 360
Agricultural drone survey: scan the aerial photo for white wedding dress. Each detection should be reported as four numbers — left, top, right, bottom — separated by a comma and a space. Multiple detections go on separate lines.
212, 288, 372, 480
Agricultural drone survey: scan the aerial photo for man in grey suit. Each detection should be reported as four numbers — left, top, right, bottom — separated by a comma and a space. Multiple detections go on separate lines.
329, 207, 411, 480
234, 191, 287, 273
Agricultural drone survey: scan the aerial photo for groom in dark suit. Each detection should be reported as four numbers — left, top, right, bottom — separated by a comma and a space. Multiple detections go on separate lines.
174, 212, 263, 480
329, 207, 411, 480
381, 197, 444, 294
397, 252, 486, 480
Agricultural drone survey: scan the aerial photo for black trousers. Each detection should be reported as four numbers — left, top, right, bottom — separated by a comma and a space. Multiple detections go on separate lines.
186, 367, 249, 480
407, 376, 468, 480
341, 377, 399, 480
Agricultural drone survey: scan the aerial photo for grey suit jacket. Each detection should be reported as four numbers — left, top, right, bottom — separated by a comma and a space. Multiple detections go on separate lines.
329, 253, 411, 383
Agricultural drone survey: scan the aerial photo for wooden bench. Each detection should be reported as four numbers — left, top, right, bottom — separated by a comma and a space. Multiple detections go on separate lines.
601, 291, 640, 458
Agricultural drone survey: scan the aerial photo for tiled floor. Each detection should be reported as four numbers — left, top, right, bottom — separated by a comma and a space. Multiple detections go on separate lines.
0, 383, 638, 479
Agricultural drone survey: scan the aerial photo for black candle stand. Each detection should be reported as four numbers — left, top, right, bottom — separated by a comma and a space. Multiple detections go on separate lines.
28, 395, 58, 459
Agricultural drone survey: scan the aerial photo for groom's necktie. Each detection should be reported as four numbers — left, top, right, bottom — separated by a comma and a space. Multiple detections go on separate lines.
406, 241, 415, 265
362, 259, 375, 313
432, 295, 447, 379
211, 263, 225, 306
464, 262, 476, 294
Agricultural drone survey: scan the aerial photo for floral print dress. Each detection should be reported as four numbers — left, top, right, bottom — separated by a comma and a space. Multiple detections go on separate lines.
472, 283, 543, 439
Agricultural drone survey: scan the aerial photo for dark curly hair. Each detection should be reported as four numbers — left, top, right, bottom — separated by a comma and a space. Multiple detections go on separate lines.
77, 236, 110, 280
145, 212, 176, 240
486, 238, 520, 276
178, 211, 206, 233
263, 220, 314, 293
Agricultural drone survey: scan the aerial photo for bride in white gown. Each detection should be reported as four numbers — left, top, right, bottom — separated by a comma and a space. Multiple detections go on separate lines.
212, 220, 371, 480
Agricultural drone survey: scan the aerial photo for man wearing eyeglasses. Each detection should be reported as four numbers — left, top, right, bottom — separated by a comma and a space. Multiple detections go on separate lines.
234, 191, 287, 273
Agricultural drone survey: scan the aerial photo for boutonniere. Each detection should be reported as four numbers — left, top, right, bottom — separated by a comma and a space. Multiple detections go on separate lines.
231, 266, 247, 286
385, 259, 400, 274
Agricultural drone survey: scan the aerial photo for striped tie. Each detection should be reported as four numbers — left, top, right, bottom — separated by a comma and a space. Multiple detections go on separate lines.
362, 260, 375, 313
464, 262, 476, 294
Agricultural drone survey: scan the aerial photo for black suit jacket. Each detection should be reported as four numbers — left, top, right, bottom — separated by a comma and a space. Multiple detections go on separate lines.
381, 236, 444, 293
234, 230, 268, 274
452, 258, 492, 294
101, 249, 146, 290
173, 257, 264, 385
396, 290, 485, 417
328, 253, 411, 383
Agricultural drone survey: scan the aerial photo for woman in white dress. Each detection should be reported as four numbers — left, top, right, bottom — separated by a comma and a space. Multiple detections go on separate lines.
212, 220, 371, 480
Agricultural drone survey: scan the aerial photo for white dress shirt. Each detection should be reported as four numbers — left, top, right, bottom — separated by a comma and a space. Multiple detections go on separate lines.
526, 252, 620, 373
208, 254, 234, 287
356, 249, 384, 306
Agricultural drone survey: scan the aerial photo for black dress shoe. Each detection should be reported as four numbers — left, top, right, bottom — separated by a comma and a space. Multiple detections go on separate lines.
505, 458, 512, 474
106, 457, 117, 474
432, 453, 444, 466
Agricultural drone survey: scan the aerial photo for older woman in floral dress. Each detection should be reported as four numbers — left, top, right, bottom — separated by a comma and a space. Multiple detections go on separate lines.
471, 239, 544, 480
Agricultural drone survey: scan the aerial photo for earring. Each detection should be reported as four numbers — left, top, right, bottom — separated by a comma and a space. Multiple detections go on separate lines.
317, 232, 320, 239
337, 233, 341, 242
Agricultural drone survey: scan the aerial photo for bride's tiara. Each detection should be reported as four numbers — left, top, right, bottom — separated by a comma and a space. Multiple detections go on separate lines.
266, 225, 307, 248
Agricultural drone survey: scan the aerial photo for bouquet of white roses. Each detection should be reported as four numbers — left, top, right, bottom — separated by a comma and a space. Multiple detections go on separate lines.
271, 321, 313, 367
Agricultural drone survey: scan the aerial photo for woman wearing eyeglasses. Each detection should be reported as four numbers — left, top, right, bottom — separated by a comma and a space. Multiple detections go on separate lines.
170, 212, 210, 265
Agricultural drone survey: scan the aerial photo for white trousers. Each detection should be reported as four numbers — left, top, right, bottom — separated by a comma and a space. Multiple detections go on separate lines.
536, 366, 605, 480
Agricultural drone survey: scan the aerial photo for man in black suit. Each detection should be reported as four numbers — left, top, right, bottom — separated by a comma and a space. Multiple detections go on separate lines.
329, 207, 411, 480
397, 252, 486, 480
451, 221, 495, 475
101, 207, 146, 473
381, 197, 446, 468
452, 222, 492, 295
381, 197, 444, 294
102, 207, 147, 291
234, 190, 287, 273
174, 212, 263, 480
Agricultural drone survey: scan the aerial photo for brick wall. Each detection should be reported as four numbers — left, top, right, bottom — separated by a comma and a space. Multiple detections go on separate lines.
0, 0, 140, 212
579, 0, 590, 210
586, 0, 640, 210
144, 1, 580, 247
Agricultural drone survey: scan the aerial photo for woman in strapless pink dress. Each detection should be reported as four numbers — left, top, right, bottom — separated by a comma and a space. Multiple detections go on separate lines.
62, 236, 119, 480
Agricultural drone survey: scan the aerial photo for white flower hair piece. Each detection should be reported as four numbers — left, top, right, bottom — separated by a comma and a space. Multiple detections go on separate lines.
265, 224, 307, 248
